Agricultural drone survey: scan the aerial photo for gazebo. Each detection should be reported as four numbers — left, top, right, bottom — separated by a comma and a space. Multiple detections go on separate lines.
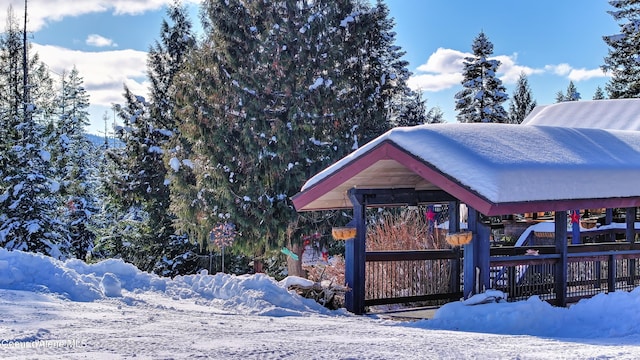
292, 99, 640, 314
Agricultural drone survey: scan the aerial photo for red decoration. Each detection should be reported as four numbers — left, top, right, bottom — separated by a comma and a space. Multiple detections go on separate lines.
425, 208, 435, 223
570, 210, 580, 224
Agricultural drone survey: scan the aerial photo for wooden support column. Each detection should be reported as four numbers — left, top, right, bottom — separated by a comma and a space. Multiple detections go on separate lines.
605, 208, 614, 242
554, 211, 568, 307
625, 207, 636, 243
345, 189, 367, 315
462, 207, 490, 298
626, 207, 636, 285
448, 201, 461, 294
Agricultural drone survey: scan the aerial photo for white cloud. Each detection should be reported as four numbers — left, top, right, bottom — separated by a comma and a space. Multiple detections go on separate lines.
33, 43, 148, 106
409, 48, 542, 92
544, 63, 607, 82
492, 53, 544, 84
409, 47, 608, 94
0, 0, 199, 32
408, 72, 463, 92
567, 67, 607, 81
86, 34, 117, 47
545, 63, 573, 76
416, 48, 468, 74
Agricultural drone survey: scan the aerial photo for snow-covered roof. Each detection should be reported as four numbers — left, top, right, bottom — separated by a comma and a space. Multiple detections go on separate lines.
292, 122, 640, 215
522, 98, 640, 131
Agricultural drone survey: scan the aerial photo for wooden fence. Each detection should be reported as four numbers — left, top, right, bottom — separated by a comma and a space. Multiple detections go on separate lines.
364, 242, 640, 308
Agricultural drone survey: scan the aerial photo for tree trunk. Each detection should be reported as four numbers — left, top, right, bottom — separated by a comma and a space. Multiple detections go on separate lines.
286, 243, 306, 278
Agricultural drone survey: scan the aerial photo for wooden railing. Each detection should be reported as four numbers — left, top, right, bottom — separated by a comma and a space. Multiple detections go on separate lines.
364, 249, 462, 306
364, 242, 640, 308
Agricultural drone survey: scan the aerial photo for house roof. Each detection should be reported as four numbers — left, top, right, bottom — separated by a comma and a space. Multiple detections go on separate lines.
522, 98, 640, 131
292, 123, 640, 216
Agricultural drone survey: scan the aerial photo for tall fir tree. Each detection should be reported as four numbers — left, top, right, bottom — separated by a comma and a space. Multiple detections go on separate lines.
0, 5, 69, 258
555, 81, 581, 102
507, 72, 536, 124
454, 31, 509, 123
593, 86, 606, 100
147, 1, 201, 276
602, 0, 640, 99
173, 0, 415, 265
97, 3, 200, 275
391, 89, 428, 126
51, 67, 97, 259
426, 106, 445, 124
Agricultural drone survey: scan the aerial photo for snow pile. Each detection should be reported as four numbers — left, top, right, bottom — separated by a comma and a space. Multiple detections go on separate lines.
6, 248, 640, 342
0, 249, 333, 316
411, 289, 640, 339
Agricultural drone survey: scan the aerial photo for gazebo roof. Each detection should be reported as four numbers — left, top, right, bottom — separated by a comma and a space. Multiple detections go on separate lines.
292, 122, 640, 216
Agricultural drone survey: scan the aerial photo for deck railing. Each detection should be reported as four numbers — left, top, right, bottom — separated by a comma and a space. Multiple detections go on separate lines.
364, 242, 640, 308
364, 249, 462, 306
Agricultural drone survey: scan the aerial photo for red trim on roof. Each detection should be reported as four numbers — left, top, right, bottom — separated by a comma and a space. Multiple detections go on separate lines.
293, 140, 640, 216
292, 140, 495, 213
291, 141, 390, 211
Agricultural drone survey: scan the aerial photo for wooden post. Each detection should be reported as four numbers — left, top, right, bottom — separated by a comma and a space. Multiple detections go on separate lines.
626, 207, 636, 285
448, 201, 461, 294
345, 189, 366, 315
608, 254, 616, 292
463, 207, 490, 298
605, 208, 614, 242
554, 211, 568, 307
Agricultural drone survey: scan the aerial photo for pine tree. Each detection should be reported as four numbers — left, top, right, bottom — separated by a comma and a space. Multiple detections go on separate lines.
392, 89, 428, 126
51, 67, 97, 259
507, 72, 536, 124
455, 31, 509, 123
147, 1, 200, 276
0, 5, 68, 258
426, 106, 445, 124
174, 0, 415, 264
593, 86, 606, 100
602, 0, 640, 99
101, 90, 172, 271
95, 3, 202, 275
555, 81, 581, 102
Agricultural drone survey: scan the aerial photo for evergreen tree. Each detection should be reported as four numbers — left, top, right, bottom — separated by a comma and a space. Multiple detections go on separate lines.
426, 106, 445, 124
0, 5, 26, 180
97, 2, 200, 275
507, 72, 536, 124
602, 0, 640, 98
392, 89, 427, 126
51, 67, 97, 259
593, 86, 606, 100
173, 0, 414, 264
101, 90, 172, 272
0, 4, 69, 258
555, 81, 581, 102
454, 31, 509, 123
147, 1, 201, 276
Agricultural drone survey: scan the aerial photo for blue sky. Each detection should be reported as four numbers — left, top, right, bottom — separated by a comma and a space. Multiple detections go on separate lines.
0, 0, 620, 135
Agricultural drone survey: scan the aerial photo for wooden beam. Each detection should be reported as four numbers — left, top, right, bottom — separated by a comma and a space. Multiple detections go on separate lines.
448, 201, 461, 294
463, 208, 491, 298
344, 189, 367, 315
349, 188, 457, 206
626, 207, 636, 285
554, 211, 568, 307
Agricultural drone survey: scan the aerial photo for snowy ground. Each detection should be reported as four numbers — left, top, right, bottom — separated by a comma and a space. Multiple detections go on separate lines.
2, 249, 640, 359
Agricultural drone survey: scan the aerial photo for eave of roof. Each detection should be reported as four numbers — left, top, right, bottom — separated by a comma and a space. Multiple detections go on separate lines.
292, 123, 640, 216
